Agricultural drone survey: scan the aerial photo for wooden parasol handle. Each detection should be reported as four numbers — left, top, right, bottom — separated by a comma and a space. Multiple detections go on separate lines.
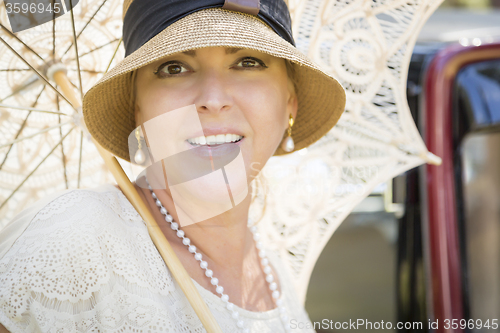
53, 71, 223, 333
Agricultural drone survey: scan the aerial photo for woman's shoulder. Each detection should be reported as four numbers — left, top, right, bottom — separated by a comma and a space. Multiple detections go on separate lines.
0, 185, 180, 332
0, 184, 140, 258
0, 184, 166, 278
25, 183, 142, 227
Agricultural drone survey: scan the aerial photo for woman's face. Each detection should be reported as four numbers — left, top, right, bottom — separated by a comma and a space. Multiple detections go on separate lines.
134, 46, 297, 196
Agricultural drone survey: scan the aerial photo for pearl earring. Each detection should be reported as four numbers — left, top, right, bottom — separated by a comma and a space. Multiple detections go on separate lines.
134, 128, 146, 164
281, 114, 295, 152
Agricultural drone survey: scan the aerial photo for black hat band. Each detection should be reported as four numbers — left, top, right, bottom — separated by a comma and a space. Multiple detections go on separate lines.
122, 0, 295, 57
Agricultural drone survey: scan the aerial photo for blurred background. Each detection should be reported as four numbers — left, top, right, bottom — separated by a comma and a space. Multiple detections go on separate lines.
304, 1, 500, 332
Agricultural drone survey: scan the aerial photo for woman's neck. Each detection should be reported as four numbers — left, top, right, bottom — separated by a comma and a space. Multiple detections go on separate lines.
133, 181, 277, 311
135, 181, 255, 273
180, 200, 254, 271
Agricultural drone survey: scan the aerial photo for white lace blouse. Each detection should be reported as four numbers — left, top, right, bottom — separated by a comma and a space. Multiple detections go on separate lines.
0, 184, 316, 333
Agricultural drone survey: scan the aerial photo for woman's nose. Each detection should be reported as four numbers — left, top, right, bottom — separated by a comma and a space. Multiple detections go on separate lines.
194, 69, 233, 115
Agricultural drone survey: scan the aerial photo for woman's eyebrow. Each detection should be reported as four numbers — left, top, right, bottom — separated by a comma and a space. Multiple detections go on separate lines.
225, 47, 244, 54
181, 47, 244, 57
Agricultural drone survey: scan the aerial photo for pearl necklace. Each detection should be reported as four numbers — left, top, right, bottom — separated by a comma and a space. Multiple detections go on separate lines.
146, 181, 292, 332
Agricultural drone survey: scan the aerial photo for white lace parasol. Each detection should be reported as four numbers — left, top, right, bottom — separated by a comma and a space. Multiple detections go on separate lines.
0, 0, 443, 306
248, 0, 443, 305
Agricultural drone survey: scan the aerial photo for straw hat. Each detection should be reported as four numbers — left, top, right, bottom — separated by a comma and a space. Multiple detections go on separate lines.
82, 0, 346, 162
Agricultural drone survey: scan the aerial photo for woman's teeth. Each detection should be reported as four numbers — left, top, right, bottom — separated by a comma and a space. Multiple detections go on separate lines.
187, 134, 243, 146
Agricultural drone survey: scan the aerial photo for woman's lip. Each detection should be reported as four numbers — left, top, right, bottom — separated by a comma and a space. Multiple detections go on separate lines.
188, 128, 245, 138
163, 139, 241, 186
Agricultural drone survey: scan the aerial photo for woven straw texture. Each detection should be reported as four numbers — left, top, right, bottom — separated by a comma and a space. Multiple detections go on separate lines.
82, 6, 346, 162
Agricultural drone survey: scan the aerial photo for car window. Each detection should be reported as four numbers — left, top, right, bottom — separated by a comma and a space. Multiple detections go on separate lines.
461, 132, 500, 330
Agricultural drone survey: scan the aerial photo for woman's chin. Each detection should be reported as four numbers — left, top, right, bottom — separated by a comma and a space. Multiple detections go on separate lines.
171, 176, 248, 208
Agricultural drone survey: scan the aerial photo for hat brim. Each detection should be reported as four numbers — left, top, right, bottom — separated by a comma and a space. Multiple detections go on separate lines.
82, 7, 346, 162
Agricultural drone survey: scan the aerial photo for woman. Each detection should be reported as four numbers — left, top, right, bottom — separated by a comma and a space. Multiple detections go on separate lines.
0, 0, 345, 332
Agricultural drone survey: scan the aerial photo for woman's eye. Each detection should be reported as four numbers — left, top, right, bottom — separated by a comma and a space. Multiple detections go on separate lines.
235, 57, 267, 69
154, 61, 189, 77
